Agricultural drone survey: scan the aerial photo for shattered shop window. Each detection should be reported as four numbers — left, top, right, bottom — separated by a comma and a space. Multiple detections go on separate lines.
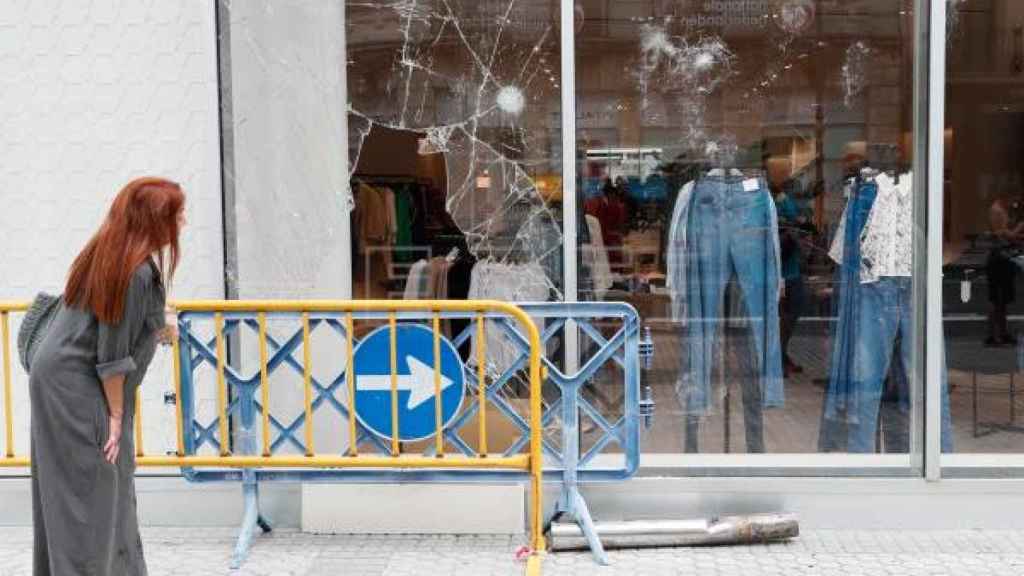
575, 1, 927, 456
346, 0, 565, 304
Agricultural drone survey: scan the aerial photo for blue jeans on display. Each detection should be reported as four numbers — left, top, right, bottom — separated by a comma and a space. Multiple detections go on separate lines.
682, 176, 784, 416
844, 277, 954, 453
821, 178, 954, 453
824, 181, 877, 425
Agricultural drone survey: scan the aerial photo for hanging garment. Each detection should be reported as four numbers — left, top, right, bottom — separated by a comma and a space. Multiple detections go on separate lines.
666, 180, 695, 320
355, 183, 396, 283
829, 172, 913, 283
354, 182, 391, 246
521, 211, 564, 291
840, 277, 954, 453
428, 257, 450, 300
585, 194, 627, 263
824, 178, 879, 425
403, 257, 452, 300
393, 186, 414, 262
583, 214, 613, 297
667, 173, 782, 321
382, 186, 397, 246
467, 261, 549, 378
821, 176, 953, 453
859, 173, 912, 281
424, 257, 452, 335
676, 174, 784, 415
403, 259, 430, 300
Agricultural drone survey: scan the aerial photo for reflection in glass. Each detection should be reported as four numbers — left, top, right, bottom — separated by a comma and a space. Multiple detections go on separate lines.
346, 0, 564, 303
344, 1, 566, 455
945, 0, 1024, 452
575, 1, 924, 455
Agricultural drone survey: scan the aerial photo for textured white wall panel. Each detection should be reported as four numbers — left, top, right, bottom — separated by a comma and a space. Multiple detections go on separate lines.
227, 1, 352, 457
0, 0, 223, 462
228, 1, 351, 300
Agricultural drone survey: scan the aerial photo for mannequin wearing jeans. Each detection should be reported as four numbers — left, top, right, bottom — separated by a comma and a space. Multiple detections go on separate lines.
822, 179, 877, 445
847, 277, 954, 452
677, 173, 784, 452
822, 173, 954, 453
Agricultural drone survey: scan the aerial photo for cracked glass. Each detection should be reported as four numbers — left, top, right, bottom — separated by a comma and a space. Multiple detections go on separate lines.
345, 0, 566, 457
347, 0, 564, 301
575, 0, 927, 456
223, 1, 966, 462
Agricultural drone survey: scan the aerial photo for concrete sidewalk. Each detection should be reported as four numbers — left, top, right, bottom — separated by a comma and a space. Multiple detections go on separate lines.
2, 527, 1024, 575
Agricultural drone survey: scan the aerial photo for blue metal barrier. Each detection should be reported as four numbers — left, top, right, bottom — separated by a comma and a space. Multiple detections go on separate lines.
174, 302, 649, 566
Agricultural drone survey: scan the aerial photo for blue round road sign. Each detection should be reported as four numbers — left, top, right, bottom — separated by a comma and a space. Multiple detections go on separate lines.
352, 324, 466, 442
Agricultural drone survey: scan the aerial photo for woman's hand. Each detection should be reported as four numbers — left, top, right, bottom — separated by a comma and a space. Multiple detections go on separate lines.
103, 413, 123, 464
159, 306, 178, 346
157, 324, 178, 346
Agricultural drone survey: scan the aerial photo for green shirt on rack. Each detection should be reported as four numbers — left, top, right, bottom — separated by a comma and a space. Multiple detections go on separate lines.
394, 186, 414, 262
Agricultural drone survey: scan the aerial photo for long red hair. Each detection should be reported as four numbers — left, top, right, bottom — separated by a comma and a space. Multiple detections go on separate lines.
65, 177, 184, 324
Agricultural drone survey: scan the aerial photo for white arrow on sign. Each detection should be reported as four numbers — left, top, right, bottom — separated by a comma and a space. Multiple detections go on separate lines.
356, 356, 455, 410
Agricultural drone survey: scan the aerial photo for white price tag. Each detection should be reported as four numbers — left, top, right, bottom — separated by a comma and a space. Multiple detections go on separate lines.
742, 178, 759, 192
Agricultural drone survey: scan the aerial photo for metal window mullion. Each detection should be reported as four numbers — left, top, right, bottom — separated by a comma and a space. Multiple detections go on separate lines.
338, 4, 353, 299
561, 0, 579, 374
924, 0, 947, 482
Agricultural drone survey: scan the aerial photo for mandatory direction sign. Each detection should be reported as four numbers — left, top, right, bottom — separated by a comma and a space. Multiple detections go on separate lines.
352, 324, 466, 442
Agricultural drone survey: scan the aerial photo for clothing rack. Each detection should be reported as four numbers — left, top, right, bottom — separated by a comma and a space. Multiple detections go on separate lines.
473, 240, 533, 265
352, 174, 431, 185
702, 167, 765, 178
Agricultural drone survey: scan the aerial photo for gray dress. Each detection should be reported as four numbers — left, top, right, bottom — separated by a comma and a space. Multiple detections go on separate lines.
30, 261, 166, 576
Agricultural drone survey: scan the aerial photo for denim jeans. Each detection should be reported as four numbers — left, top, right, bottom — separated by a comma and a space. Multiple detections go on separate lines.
681, 175, 784, 415
842, 277, 954, 453
822, 180, 954, 453
684, 317, 767, 453
825, 180, 878, 423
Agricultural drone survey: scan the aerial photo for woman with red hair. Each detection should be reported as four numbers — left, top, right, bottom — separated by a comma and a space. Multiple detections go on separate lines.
29, 177, 185, 575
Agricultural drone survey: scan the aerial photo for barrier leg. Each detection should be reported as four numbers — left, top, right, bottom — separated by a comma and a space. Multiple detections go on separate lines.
570, 487, 608, 565
526, 553, 543, 576
231, 471, 262, 569
552, 374, 608, 566
231, 371, 265, 570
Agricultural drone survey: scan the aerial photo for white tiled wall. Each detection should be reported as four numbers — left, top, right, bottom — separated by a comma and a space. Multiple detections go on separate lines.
226, 1, 352, 456
228, 0, 351, 301
0, 0, 224, 460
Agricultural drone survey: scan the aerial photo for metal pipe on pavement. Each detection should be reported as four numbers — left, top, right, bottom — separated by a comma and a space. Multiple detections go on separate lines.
549, 513, 799, 552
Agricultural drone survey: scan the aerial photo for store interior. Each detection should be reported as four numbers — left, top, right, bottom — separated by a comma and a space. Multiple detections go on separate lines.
344, 0, 1024, 455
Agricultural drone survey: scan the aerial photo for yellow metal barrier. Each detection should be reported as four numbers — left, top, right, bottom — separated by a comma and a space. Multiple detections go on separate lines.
0, 302, 21, 464
0, 299, 546, 574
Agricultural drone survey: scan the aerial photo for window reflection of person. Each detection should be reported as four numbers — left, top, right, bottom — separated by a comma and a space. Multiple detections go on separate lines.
585, 178, 628, 265
774, 179, 813, 377
985, 192, 1024, 347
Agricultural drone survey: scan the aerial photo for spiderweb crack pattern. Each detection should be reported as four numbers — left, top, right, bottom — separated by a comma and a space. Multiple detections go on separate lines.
637, 24, 737, 162
347, 0, 564, 297
842, 41, 872, 109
